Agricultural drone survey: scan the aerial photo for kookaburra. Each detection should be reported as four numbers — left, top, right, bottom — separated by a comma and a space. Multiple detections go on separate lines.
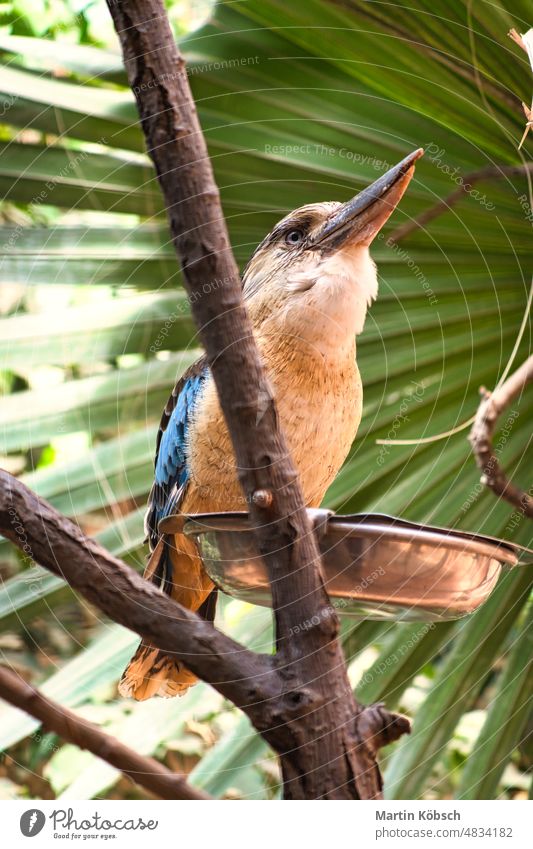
120, 148, 423, 699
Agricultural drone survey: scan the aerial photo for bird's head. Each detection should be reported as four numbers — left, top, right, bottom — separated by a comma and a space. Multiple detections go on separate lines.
243, 148, 423, 356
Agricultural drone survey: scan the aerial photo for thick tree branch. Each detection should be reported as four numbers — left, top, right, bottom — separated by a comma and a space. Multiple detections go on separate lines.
0, 471, 409, 797
0, 665, 208, 800
0, 471, 279, 717
469, 356, 533, 518
104, 0, 332, 658
103, 0, 410, 799
0, 0, 413, 800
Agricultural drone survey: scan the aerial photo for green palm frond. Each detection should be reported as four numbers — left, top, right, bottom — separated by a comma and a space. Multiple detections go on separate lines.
0, 0, 531, 800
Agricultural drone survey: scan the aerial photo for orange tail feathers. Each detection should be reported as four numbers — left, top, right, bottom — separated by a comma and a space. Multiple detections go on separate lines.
118, 641, 199, 700
119, 536, 215, 700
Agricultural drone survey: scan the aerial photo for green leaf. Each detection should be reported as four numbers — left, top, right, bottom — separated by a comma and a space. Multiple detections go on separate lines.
0, 35, 127, 83
0, 225, 179, 289
0, 292, 194, 369
0, 625, 137, 752
384, 568, 533, 799
0, 350, 200, 451
456, 604, 533, 799
20, 426, 157, 515
0, 65, 141, 149
0, 508, 146, 631
57, 684, 222, 800
355, 621, 459, 709
188, 712, 269, 798
0, 142, 161, 213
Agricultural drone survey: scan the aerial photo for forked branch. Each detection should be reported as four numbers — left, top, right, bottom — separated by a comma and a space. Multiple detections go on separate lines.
0, 0, 412, 802
0, 471, 409, 797
105, 0, 407, 800
469, 356, 533, 518
0, 470, 278, 715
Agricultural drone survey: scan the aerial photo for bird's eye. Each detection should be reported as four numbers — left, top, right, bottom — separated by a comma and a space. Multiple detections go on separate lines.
284, 229, 304, 246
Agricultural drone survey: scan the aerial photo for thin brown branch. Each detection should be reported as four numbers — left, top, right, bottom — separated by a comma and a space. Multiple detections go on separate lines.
0, 665, 209, 800
388, 164, 533, 243
0, 470, 279, 717
103, 0, 409, 799
469, 356, 533, 518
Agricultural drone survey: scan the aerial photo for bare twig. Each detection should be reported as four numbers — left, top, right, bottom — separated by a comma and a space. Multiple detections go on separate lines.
469, 356, 533, 518
388, 164, 533, 243
0, 665, 209, 800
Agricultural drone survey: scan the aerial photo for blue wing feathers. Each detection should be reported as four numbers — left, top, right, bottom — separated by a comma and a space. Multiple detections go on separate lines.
145, 357, 208, 551
155, 373, 204, 489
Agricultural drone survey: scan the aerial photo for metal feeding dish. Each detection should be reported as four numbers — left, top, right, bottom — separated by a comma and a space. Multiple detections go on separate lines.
159, 510, 523, 622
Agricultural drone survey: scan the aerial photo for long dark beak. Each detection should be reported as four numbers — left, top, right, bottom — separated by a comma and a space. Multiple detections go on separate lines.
309, 148, 424, 250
